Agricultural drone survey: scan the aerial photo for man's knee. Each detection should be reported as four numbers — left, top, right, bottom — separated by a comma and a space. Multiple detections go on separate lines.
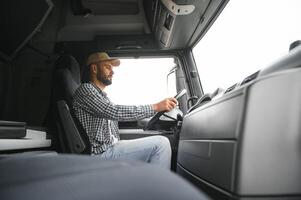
153, 136, 171, 151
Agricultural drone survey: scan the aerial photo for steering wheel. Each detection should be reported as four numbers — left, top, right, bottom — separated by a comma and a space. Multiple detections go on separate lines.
144, 89, 186, 130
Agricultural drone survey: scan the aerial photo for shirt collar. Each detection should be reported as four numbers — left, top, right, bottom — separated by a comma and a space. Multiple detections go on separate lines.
90, 82, 107, 97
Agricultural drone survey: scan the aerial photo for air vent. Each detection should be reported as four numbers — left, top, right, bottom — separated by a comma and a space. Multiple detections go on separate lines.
241, 71, 259, 86
225, 83, 237, 94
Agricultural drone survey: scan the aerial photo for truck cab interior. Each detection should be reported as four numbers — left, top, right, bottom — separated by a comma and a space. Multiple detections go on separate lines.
1, 0, 301, 199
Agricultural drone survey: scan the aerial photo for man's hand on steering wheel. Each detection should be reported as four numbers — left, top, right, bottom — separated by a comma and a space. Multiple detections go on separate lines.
152, 98, 178, 112
145, 90, 186, 130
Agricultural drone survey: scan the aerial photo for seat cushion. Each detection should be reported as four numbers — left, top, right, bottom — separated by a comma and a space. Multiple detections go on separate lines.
0, 154, 209, 200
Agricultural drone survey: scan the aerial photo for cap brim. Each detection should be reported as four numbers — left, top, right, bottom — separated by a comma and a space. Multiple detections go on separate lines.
108, 59, 120, 66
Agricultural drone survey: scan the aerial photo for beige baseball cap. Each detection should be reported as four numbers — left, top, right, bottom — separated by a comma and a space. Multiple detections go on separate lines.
86, 52, 120, 66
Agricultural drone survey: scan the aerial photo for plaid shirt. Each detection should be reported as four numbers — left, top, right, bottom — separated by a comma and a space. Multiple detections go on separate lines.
73, 83, 155, 155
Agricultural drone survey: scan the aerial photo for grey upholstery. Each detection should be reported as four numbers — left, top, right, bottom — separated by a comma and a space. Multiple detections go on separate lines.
57, 100, 90, 154
54, 55, 81, 107
0, 151, 57, 160
0, 154, 209, 200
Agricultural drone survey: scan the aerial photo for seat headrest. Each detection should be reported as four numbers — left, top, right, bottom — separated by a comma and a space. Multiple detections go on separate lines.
55, 55, 81, 84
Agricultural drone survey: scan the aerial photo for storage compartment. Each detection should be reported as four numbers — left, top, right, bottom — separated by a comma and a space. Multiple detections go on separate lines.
178, 140, 236, 191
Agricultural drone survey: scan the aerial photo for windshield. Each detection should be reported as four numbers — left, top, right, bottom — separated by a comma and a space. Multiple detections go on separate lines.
193, 0, 301, 93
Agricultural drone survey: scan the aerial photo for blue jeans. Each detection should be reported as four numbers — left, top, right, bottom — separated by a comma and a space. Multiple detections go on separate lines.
97, 136, 172, 169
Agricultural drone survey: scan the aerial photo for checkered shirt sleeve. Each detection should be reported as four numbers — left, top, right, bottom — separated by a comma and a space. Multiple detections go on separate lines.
74, 84, 155, 121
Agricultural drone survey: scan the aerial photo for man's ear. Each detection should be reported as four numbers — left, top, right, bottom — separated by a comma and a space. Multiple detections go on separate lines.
91, 64, 98, 74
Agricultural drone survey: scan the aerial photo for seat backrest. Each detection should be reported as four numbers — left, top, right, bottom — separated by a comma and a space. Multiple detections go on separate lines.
51, 55, 91, 154
57, 100, 90, 154
54, 55, 81, 107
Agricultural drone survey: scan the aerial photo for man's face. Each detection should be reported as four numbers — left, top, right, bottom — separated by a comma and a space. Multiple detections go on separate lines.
96, 61, 114, 86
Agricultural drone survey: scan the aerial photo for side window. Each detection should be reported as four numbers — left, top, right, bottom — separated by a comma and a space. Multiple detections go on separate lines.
106, 57, 176, 105
193, 0, 301, 93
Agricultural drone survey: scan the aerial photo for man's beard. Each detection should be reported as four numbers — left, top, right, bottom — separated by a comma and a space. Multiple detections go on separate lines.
97, 72, 112, 86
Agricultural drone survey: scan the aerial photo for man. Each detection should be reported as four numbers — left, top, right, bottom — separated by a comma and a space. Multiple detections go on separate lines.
73, 52, 178, 169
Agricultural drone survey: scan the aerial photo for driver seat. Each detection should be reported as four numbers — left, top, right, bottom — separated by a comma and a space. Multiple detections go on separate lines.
53, 55, 91, 154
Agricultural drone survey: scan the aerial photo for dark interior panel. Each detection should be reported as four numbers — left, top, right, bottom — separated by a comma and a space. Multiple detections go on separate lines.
0, 63, 19, 121
0, 62, 8, 118
0, 0, 53, 61
81, 0, 139, 15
